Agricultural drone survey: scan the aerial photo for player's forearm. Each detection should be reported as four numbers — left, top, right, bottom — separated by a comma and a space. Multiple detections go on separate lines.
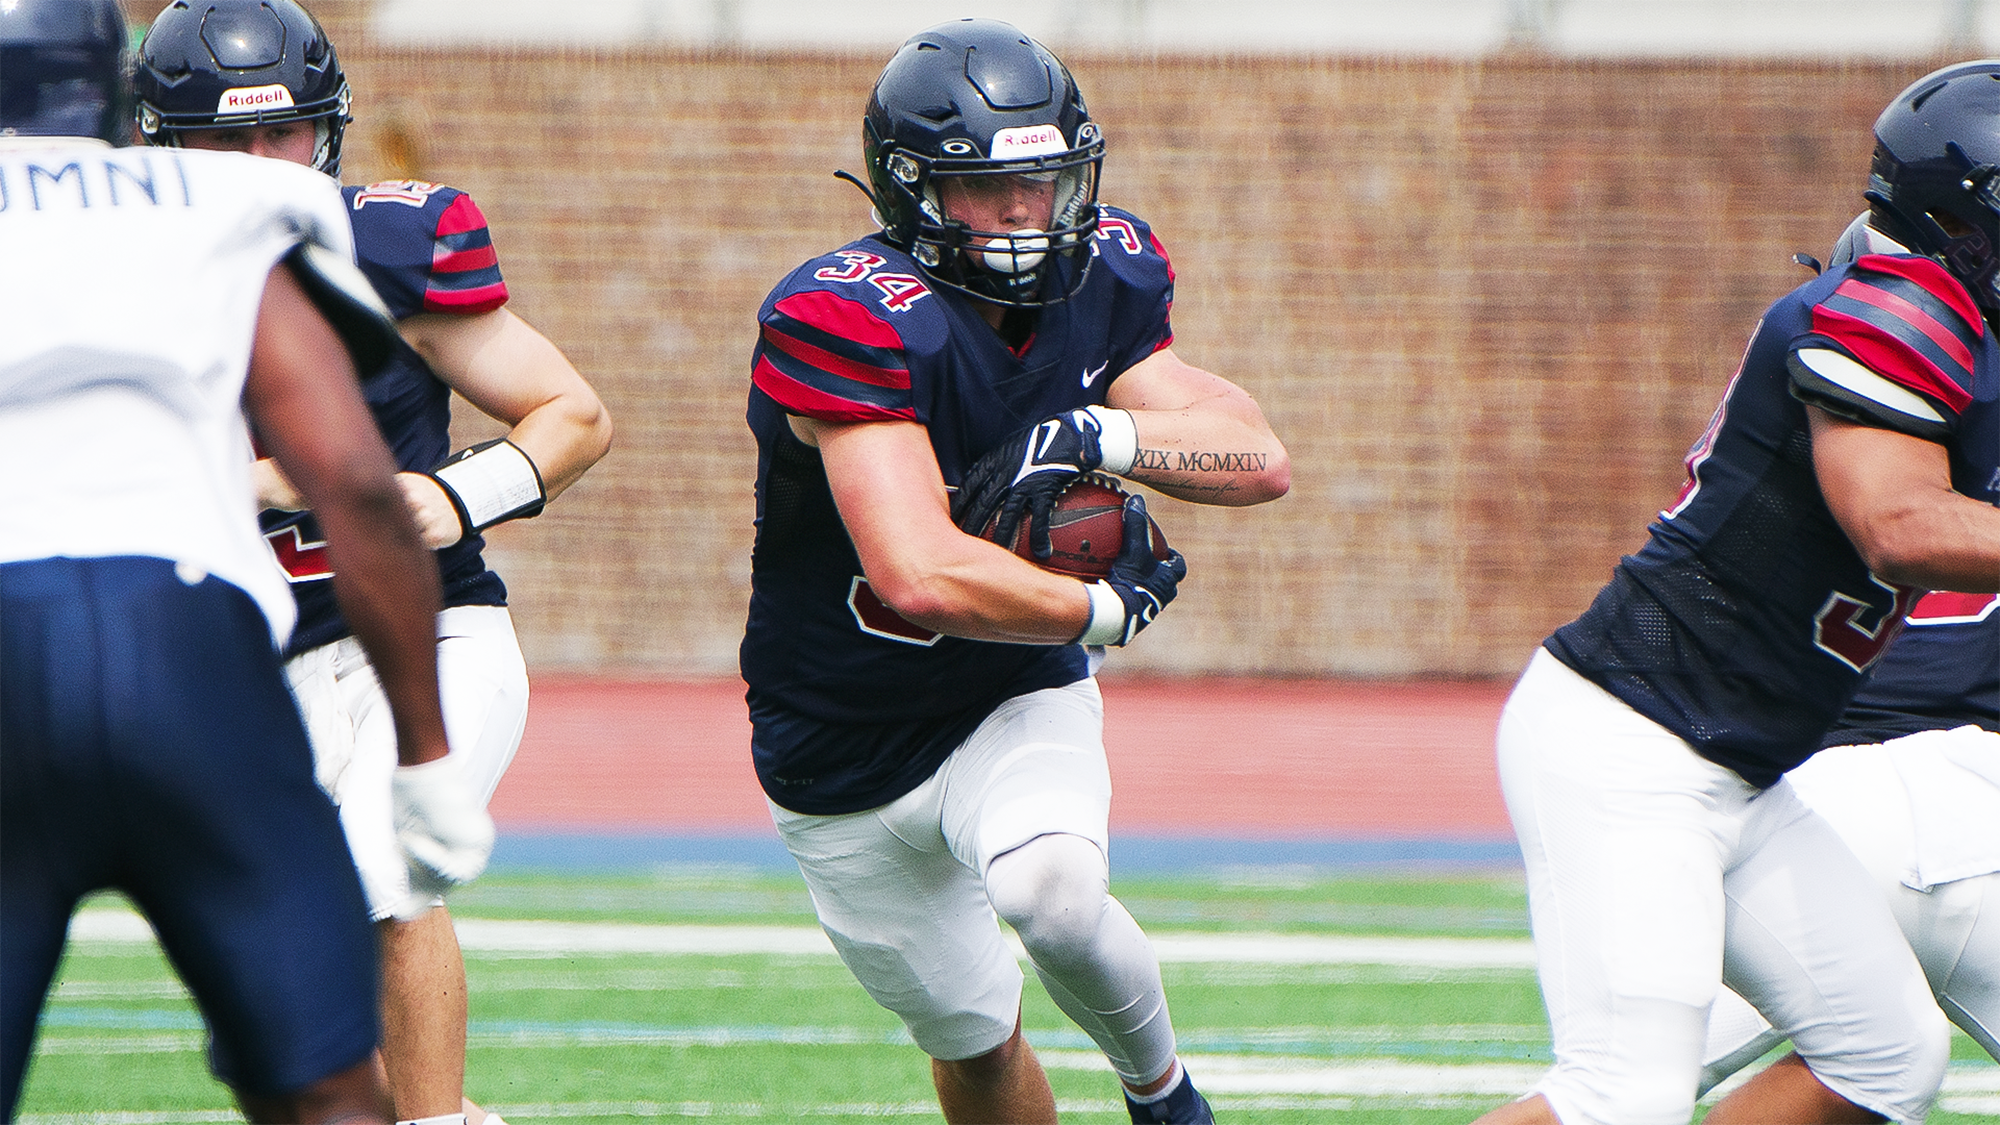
868, 542, 1094, 644
1847, 497, 2000, 592
1810, 406, 2000, 591
1121, 403, 1290, 506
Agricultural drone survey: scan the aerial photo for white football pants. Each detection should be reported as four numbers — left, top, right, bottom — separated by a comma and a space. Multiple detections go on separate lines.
286, 604, 529, 921
1498, 650, 1947, 1125
770, 677, 1178, 1086
1700, 730, 2000, 1092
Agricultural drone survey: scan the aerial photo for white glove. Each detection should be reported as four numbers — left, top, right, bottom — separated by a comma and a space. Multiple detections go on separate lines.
392, 755, 495, 902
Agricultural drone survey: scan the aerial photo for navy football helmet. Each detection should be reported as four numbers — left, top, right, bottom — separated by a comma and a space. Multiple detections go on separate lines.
853, 19, 1104, 307
0, 0, 131, 146
135, 0, 351, 175
1866, 60, 2000, 315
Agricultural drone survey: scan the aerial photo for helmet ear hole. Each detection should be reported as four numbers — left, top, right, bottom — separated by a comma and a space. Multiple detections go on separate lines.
1931, 210, 1976, 238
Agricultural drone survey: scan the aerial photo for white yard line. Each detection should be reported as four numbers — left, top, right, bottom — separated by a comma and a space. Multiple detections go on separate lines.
48, 908, 1997, 1116
69, 908, 1534, 967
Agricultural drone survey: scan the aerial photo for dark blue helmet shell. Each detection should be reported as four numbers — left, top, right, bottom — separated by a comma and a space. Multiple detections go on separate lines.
861, 19, 1104, 308
0, 0, 132, 146
1868, 60, 2000, 315
135, 0, 351, 176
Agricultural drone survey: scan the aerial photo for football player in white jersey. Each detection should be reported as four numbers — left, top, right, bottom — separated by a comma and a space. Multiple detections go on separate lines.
0, 1, 490, 1120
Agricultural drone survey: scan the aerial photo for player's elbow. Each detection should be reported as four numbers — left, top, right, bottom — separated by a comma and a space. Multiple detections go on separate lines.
1250, 447, 1290, 502
1222, 440, 1291, 506
867, 569, 958, 632
1840, 505, 1981, 590
570, 396, 614, 475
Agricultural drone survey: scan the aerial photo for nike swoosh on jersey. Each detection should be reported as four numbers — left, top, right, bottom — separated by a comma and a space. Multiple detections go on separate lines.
1080, 361, 1108, 388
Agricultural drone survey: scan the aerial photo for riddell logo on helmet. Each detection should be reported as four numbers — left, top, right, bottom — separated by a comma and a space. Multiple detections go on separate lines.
217, 85, 296, 113
989, 124, 1066, 159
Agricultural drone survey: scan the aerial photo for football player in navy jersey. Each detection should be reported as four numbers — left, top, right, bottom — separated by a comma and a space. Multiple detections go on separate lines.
1474, 63, 2000, 1125
3, 0, 489, 1119
1686, 213, 2000, 1116
743, 20, 1287, 1125
133, 4, 612, 1124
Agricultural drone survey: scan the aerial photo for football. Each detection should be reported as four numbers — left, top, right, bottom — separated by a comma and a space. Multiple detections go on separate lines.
987, 473, 1171, 580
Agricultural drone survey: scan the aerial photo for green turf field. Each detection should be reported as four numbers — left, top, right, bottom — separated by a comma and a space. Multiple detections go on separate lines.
15, 868, 1998, 1123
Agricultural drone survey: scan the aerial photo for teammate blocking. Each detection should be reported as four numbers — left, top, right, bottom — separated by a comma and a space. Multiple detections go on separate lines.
1476, 60, 2000, 1125
131, 2, 612, 1122
0, 0, 489, 1119
742, 20, 1287, 1124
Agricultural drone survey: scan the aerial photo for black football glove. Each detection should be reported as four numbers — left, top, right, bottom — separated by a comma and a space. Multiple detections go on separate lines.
954, 408, 1115, 559
1080, 495, 1187, 646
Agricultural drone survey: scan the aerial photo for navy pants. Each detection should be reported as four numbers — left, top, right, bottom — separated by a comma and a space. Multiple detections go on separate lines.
1, 556, 378, 1114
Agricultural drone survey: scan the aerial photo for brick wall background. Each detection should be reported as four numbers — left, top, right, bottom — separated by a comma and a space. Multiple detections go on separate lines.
153, 4, 1930, 676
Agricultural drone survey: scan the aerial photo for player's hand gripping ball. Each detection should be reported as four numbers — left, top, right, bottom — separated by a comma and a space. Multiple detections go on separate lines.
986, 473, 1170, 579
952, 408, 1111, 556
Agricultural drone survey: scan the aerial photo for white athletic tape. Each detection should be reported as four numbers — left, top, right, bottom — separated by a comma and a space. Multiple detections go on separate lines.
1086, 404, 1138, 475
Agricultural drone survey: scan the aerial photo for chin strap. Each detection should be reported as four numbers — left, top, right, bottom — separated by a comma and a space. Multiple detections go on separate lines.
427, 438, 546, 542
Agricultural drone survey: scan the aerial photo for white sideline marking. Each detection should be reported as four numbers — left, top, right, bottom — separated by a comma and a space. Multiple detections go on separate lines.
68, 908, 1535, 967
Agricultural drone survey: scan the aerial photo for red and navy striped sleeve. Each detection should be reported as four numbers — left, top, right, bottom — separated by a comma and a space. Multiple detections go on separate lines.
752, 289, 915, 423
422, 192, 507, 314
346, 181, 508, 320
1790, 253, 1980, 439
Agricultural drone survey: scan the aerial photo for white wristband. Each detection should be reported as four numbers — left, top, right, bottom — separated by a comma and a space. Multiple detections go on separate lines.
429, 438, 546, 537
1079, 580, 1129, 646
1085, 405, 1138, 476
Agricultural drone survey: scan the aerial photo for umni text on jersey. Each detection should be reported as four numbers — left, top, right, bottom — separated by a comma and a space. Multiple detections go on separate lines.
0, 151, 195, 213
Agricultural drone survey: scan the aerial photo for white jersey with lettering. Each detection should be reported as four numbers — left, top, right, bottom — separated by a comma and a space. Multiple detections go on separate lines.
0, 140, 368, 646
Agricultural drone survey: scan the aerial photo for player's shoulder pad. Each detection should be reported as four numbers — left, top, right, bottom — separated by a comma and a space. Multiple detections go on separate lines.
342, 180, 508, 318
1791, 252, 1981, 439
752, 240, 928, 424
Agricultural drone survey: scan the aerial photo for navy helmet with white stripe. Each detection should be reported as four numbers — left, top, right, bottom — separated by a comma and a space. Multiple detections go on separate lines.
853, 19, 1105, 308
136, 0, 351, 176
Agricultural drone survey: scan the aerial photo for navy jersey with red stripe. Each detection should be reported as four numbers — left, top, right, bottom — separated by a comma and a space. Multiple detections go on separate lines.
741, 207, 1175, 814
1827, 592, 2000, 747
260, 180, 511, 655
1547, 253, 2000, 787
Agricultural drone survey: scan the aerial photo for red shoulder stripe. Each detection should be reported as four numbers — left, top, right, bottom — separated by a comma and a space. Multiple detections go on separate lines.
1831, 278, 1975, 370
434, 243, 499, 275
1855, 254, 1983, 334
423, 282, 508, 314
774, 290, 904, 350
1148, 230, 1176, 285
753, 356, 915, 423
1811, 305, 1975, 414
436, 193, 493, 238
762, 325, 911, 391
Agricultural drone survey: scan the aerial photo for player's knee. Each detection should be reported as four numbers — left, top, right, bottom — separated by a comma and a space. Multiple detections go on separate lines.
986, 834, 1109, 971
1803, 996, 1950, 1122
